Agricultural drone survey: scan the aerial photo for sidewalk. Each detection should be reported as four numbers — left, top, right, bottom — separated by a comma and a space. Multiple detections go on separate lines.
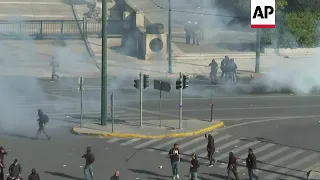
72, 119, 225, 138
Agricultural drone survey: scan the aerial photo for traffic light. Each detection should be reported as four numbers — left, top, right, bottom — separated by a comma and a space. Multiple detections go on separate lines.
143, 74, 149, 89
176, 79, 182, 90
134, 79, 139, 89
182, 75, 189, 89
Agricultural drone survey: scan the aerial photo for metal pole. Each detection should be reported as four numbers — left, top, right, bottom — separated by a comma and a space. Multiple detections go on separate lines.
80, 87, 83, 128
179, 72, 183, 129
139, 72, 143, 127
255, 28, 260, 73
159, 83, 162, 127
111, 93, 114, 132
101, 0, 108, 126
168, 0, 172, 74
210, 98, 213, 122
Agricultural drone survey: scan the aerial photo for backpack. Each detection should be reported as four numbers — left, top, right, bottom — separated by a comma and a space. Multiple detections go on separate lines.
43, 115, 49, 124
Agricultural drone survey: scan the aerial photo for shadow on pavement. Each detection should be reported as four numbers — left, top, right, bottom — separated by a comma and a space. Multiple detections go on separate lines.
44, 171, 83, 180
146, 177, 166, 180
128, 168, 172, 179
203, 173, 229, 179
3, 132, 36, 140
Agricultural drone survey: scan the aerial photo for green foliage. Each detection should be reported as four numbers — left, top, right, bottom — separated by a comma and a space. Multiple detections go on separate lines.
285, 11, 320, 47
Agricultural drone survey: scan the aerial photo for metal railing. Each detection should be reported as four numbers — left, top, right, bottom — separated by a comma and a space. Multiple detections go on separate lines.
0, 19, 132, 39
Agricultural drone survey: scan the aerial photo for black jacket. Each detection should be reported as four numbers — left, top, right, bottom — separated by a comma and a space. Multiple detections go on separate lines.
9, 163, 22, 177
190, 158, 199, 172
207, 138, 215, 152
246, 153, 257, 169
28, 173, 40, 180
110, 175, 119, 180
82, 152, 95, 165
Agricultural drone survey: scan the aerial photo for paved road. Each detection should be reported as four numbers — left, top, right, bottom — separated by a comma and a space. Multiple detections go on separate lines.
104, 117, 320, 180
1, 75, 320, 179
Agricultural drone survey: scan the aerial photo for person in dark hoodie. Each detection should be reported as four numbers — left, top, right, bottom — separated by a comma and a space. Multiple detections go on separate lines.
28, 169, 40, 180
208, 59, 218, 85
227, 152, 239, 180
189, 153, 199, 180
0, 147, 7, 180
246, 148, 257, 180
82, 147, 95, 180
220, 56, 229, 80
36, 109, 51, 140
8, 159, 22, 180
205, 134, 216, 167
109, 171, 119, 180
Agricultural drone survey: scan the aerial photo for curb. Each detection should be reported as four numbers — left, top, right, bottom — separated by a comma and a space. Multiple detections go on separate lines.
71, 121, 225, 139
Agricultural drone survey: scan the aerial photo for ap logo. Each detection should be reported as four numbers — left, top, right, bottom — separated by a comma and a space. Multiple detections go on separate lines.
251, 0, 276, 28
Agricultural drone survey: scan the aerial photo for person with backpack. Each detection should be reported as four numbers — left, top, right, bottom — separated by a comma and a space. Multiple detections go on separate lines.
189, 153, 199, 180
82, 147, 95, 180
36, 109, 51, 140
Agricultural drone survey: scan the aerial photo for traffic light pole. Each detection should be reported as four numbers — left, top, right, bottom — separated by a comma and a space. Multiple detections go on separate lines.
139, 72, 143, 127
179, 72, 182, 129
168, 0, 172, 74
101, 0, 107, 126
255, 28, 260, 73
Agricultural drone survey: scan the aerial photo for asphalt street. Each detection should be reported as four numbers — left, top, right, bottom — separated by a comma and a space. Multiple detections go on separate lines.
104, 117, 320, 180
1, 76, 320, 179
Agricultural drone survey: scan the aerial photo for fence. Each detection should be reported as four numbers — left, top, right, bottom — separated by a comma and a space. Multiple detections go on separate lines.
0, 18, 132, 39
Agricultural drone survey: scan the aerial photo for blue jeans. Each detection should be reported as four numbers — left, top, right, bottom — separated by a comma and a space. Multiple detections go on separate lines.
171, 161, 179, 176
248, 168, 258, 180
189, 171, 198, 180
84, 164, 95, 180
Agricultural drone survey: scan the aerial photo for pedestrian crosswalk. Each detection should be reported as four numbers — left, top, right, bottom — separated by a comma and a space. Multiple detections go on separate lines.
105, 133, 320, 180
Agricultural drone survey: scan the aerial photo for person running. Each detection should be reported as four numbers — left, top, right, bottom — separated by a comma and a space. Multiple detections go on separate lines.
36, 109, 51, 140
168, 143, 180, 179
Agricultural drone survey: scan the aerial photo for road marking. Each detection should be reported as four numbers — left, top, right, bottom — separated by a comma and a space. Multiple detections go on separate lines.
148, 138, 184, 152
107, 138, 121, 143
291, 162, 320, 179
134, 139, 162, 149
255, 150, 304, 175
225, 143, 275, 169
0, 14, 73, 18
0, 2, 64, 4
238, 146, 290, 172
239, 143, 275, 159
160, 134, 217, 155
217, 141, 260, 167
265, 153, 319, 179
199, 139, 240, 158
120, 139, 141, 146
183, 134, 232, 155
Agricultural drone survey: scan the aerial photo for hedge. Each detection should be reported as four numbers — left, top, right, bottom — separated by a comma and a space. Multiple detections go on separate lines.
261, 11, 320, 48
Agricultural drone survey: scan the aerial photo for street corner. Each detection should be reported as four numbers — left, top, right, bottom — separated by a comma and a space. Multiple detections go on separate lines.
71, 121, 225, 139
